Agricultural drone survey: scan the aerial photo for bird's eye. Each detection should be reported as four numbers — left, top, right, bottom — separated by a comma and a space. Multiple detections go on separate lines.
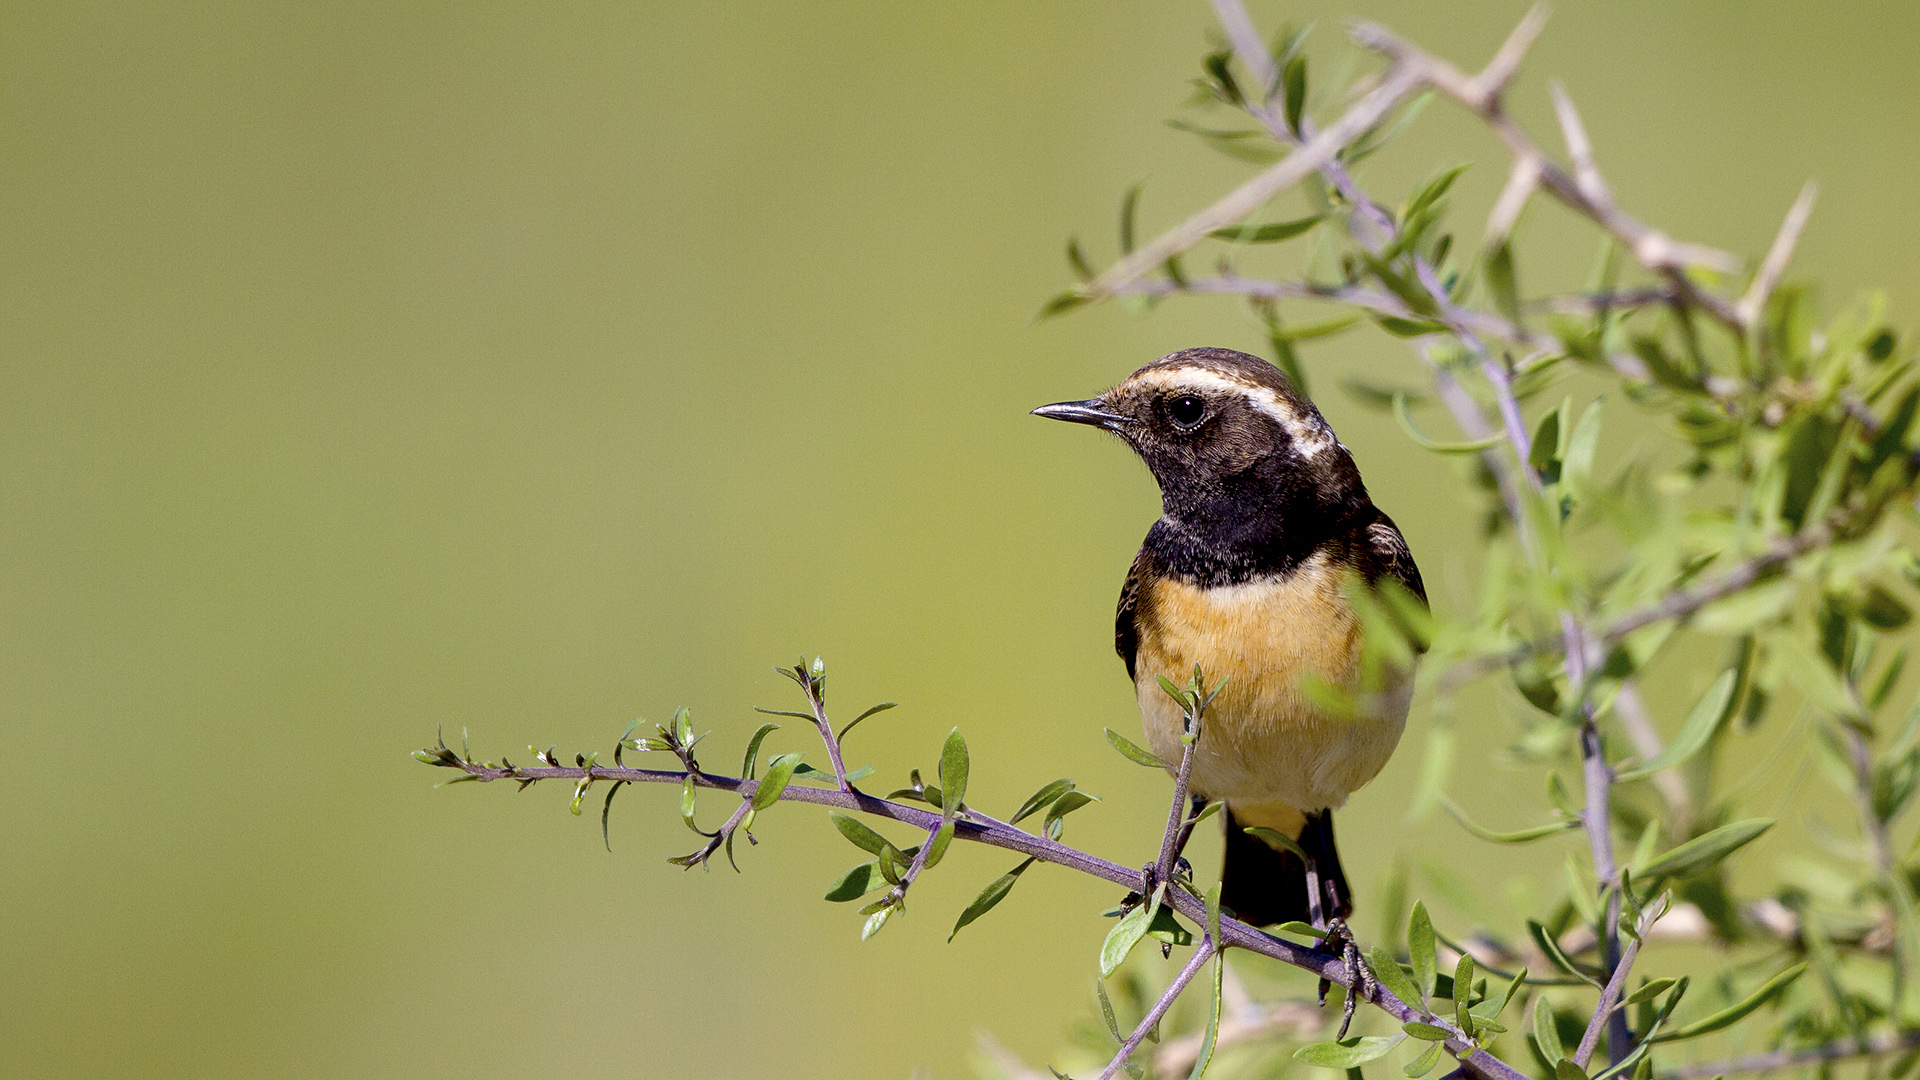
1167, 395, 1206, 428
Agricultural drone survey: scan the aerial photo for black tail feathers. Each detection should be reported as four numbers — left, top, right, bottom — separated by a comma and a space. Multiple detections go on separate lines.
1220, 807, 1351, 928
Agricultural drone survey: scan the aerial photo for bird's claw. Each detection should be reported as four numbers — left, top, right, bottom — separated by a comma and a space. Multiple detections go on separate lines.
1314, 916, 1369, 1039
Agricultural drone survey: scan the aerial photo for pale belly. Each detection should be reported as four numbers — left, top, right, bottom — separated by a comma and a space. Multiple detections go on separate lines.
1133, 553, 1410, 812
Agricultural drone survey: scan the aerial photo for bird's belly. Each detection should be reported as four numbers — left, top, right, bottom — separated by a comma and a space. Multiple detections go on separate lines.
1133, 556, 1409, 811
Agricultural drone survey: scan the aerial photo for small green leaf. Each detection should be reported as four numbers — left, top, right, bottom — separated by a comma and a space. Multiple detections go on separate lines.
1649, 963, 1807, 1043
861, 904, 893, 941
949, 857, 1037, 941
1533, 997, 1565, 1063
1282, 55, 1308, 135
1044, 790, 1100, 839
1010, 779, 1075, 824
1244, 826, 1309, 860
680, 775, 700, 833
1294, 1034, 1407, 1069
1402, 1022, 1451, 1041
1366, 946, 1424, 1008
940, 728, 970, 820
1616, 671, 1737, 782
1101, 899, 1157, 977
1486, 242, 1520, 324
1146, 904, 1193, 946
1096, 978, 1123, 1044
1209, 215, 1324, 244
1105, 728, 1173, 769
740, 723, 780, 779
924, 820, 956, 869
1557, 1060, 1591, 1080
750, 752, 803, 811
1528, 403, 1562, 478
600, 781, 622, 851
824, 860, 883, 902
1409, 902, 1437, 1006
830, 812, 897, 857
1276, 920, 1328, 940
1622, 978, 1677, 1006
1405, 1042, 1444, 1078
1443, 799, 1579, 843
1454, 953, 1477, 1036
1405, 164, 1470, 222
1528, 920, 1601, 986
1395, 392, 1504, 454
1192, 887, 1226, 1080
837, 701, 897, 744
1638, 819, 1773, 881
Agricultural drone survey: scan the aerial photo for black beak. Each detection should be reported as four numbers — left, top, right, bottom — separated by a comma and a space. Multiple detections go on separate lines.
1031, 398, 1131, 431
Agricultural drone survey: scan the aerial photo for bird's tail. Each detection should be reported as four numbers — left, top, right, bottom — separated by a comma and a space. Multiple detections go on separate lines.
1220, 803, 1351, 928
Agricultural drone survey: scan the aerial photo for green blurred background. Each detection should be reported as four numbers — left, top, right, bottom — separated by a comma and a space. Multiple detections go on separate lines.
3, 1, 1917, 1076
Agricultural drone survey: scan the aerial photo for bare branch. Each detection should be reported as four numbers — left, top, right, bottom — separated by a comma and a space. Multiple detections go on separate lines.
1098, 937, 1216, 1080
1082, 66, 1423, 299
1736, 181, 1819, 330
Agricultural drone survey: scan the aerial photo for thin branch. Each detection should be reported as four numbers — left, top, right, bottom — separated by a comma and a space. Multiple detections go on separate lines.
1082, 64, 1424, 299
1098, 937, 1216, 1080
430, 751, 1535, 1080
1574, 895, 1666, 1067
1736, 182, 1819, 330
1155, 677, 1210, 890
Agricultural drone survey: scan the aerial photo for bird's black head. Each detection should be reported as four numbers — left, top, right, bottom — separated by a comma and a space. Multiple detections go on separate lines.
1034, 347, 1371, 547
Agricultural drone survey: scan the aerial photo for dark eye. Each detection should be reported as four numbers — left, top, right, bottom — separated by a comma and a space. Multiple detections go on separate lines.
1167, 394, 1206, 428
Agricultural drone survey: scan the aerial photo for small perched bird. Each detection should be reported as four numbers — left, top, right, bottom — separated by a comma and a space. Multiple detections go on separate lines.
1034, 346, 1425, 939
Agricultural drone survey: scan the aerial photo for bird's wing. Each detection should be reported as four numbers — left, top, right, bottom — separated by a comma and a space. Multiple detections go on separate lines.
1115, 546, 1150, 681
1365, 510, 1428, 616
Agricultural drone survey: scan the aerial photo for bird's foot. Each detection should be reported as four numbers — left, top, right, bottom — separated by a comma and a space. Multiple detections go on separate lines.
1315, 916, 1369, 1039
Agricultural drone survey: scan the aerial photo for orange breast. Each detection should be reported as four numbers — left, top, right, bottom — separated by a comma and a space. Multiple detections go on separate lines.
1132, 551, 1407, 812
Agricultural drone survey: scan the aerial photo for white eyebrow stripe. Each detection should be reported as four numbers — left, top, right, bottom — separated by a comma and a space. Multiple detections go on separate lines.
1125, 366, 1335, 458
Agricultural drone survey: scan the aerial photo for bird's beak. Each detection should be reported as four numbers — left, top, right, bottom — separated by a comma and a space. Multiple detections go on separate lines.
1031, 398, 1131, 431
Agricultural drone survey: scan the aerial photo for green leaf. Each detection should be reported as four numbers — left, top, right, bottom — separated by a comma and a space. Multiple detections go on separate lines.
1191, 884, 1226, 1080
949, 857, 1037, 941
1528, 403, 1562, 479
837, 701, 897, 743
861, 904, 892, 941
1395, 392, 1504, 454
1533, 997, 1565, 1063
1475, 967, 1527, 1023
1294, 1034, 1407, 1069
924, 819, 956, 869
1105, 728, 1173, 768
1010, 779, 1075, 824
1101, 899, 1157, 978
830, 812, 897, 857
1095, 978, 1123, 1044
1282, 55, 1308, 135
1557, 1060, 1591, 1080
1486, 242, 1520, 324
1408, 902, 1437, 1006
940, 728, 970, 820
1405, 164, 1470, 222
1443, 799, 1579, 843
740, 723, 780, 779
679, 775, 700, 833
1402, 1022, 1451, 1041
1044, 790, 1100, 839
1366, 945, 1424, 1008
600, 781, 622, 851
1616, 671, 1737, 782
750, 752, 803, 811
1638, 819, 1773, 881
1119, 182, 1143, 254
1405, 1042, 1444, 1078
1528, 920, 1601, 987
1454, 953, 1478, 1036
1623, 978, 1677, 1006
824, 860, 883, 902
1210, 215, 1323, 244
1244, 826, 1309, 860
1649, 963, 1807, 1043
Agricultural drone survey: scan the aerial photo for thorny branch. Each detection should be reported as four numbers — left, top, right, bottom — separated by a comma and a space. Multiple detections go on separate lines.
421, 739, 1533, 1080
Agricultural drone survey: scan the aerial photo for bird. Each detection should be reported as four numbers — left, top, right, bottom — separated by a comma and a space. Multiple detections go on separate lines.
1033, 346, 1425, 955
